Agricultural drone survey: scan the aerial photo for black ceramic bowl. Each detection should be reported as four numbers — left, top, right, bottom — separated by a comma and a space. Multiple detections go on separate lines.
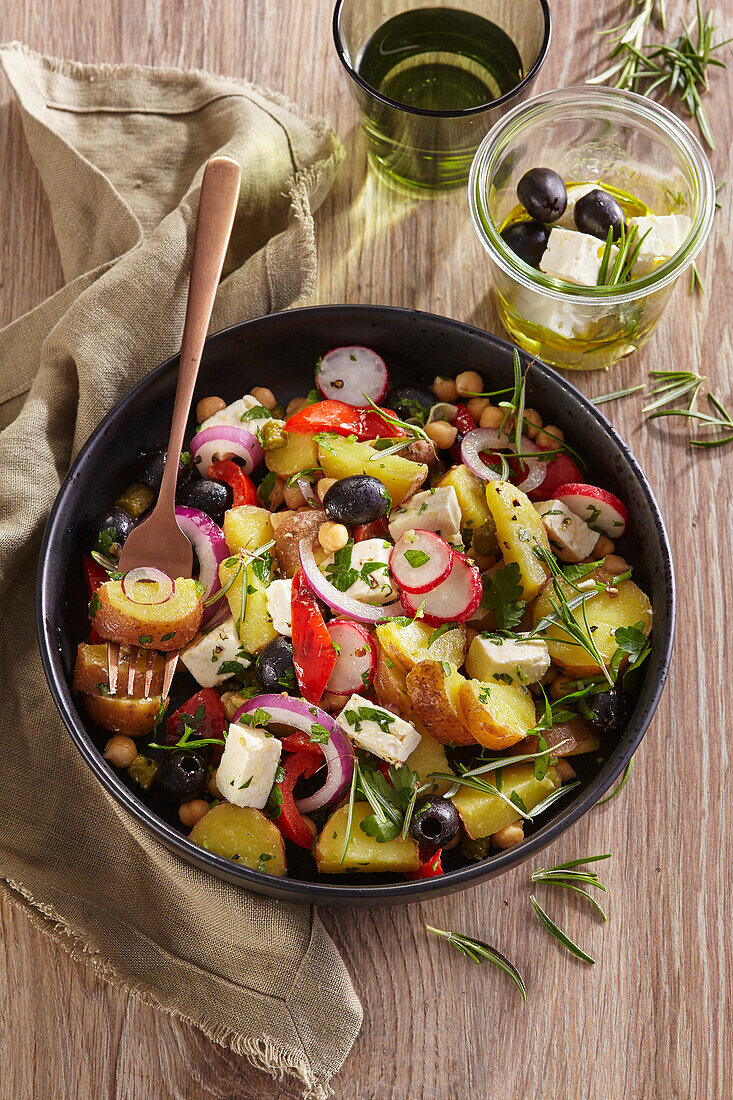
37, 305, 674, 906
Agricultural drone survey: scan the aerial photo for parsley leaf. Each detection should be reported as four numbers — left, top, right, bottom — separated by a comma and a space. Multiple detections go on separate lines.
403, 548, 430, 569
481, 562, 526, 631
241, 405, 270, 421
610, 622, 648, 678
324, 540, 359, 591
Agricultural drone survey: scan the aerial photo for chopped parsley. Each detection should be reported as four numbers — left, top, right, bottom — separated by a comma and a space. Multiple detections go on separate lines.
345, 705, 395, 734
403, 549, 430, 569
481, 562, 526, 631
241, 405, 271, 421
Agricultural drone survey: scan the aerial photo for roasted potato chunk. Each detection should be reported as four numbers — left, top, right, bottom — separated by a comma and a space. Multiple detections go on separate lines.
406, 660, 475, 746
73, 642, 165, 698
519, 718, 601, 758
375, 618, 467, 674
223, 504, 273, 554
264, 431, 319, 478
485, 479, 551, 600
272, 507, 328, 577
219, 555, 276, 655
188, 803, 286, 875
453, 762, 561, 839
317, 434, 427, 506
83, 692, 166, 737
316, 803, 420, 874
373, 644, 412, 718
457, 677, 536, 750
90, 578, 203, 650
406, 723, 456, 796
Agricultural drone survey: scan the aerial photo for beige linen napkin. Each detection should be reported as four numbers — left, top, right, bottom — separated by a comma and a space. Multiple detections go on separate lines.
0, 44, 361, 1099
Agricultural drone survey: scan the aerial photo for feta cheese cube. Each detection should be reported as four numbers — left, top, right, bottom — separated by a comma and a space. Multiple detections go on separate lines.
534, 499, 598, 563
216, 722, 282, 809
540, 227, 615, 287
336, 695, 421, 765
180, 615, 249, 688
320, 538, 396, 605
628, 213, 691, 275
265, 577, 293, 636
466, 633, 550, 686
388, 486, 462, 543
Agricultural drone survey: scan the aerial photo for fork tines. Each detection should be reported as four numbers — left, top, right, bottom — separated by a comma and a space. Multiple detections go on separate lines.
106, 643, 177, 701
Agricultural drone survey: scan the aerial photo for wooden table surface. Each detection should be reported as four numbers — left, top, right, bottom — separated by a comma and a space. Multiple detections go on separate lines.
1, 2, 730, 1097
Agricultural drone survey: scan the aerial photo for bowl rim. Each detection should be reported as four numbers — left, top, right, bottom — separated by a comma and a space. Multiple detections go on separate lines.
37, 304, 675, 904
331, 0, 552, 119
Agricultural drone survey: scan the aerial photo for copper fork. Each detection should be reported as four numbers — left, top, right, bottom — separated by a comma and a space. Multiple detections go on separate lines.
109, 154, 242, 702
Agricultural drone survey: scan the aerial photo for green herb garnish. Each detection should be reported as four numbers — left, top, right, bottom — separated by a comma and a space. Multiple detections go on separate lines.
481, 561, 526, 631
426, 926, 526, 1003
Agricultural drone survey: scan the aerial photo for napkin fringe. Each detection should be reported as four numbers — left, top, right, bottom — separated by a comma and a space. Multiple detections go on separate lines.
1, 876, 333, 1099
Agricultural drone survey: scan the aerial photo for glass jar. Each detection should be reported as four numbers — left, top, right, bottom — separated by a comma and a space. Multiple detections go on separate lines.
469, 86, 716, 370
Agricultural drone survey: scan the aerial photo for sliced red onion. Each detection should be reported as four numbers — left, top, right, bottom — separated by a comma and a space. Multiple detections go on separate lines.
234, 693, 355, 812
426, 402, 459, 425
316, 346, 388, 406
121, 567, 174, 605
296, 475, 319, 506
460, 426, 546, 494
190, 425, 263, 477
298, 538, 402, 623
174, 506, 230, 625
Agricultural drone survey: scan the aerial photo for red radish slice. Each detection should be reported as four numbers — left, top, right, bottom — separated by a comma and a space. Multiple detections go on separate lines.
190, 425, 263, 477
400, 552, 482, 626
315, 346, 389, 406
552, 483, 628, 537
390, 530, 453, 594
326, 620, 376, 695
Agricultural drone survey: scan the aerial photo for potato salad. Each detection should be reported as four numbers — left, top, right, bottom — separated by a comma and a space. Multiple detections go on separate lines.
75, 347, 652, 883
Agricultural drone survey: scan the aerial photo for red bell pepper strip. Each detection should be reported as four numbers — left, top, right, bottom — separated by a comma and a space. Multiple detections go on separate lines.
207, 459, 257, 507
284, 399, 405, 440
273, 750, 320, 848
407, 849, 443, 879
448, 404, 477, 463
83, 554, 109, 642
354, 518, 389, 543
279, 731, 323, 756
290, 569, 338, 704
166, 687, 228, 764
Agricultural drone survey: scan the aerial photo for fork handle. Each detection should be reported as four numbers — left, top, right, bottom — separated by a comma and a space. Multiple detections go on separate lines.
156, 155, 242, 518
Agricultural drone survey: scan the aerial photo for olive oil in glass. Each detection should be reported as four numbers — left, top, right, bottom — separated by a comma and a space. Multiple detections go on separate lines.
356, 7, 524, 193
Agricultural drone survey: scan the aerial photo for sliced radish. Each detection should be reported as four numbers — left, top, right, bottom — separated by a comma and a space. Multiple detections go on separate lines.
390, 530, 453, 594
552, 482, 628, 537
400, 552, 482, 626
326, 620, 376, 694
315, 346, 389, 407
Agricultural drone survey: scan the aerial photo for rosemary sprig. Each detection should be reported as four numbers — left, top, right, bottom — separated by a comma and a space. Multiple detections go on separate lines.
339, 765, 358, 865
429, 741, 570, 799
530, 854, 611, 923
642, 368, 706, 412
648, 391, 733, 447
426, 925, 527, 1002
591, 384, 645, 406
597, 759, 635, 805
530, 895, 596, 964
362, 393, 431, 442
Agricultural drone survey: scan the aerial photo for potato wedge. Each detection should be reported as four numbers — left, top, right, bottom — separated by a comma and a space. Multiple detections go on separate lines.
272, 507, 328, 577
532, 575, 652, 677
264, 431, 319, 478
457, 677, 536, 750
406, 722, 455, 796
452, 762, 561, 839
519, 718, 600, 758
189, 803, 286, 875
317, 434, 427, 506
220, 555, 276, 655
406, 660, 475, 746
73, 642, 165, 698
90, 578, 203, 650
375, 618, 467, 674
223, 505, 273, 555
83, 691, 166, 737
438, 464, 498, 553
485, 479, 551, 600
372, 644, 412, 718
316, 803, 420, 874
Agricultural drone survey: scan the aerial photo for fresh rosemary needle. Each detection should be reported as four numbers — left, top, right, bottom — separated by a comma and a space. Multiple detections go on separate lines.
426, 925, 527, 1002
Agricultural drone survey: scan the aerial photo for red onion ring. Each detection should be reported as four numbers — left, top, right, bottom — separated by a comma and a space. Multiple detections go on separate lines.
298, 538, 403, 623
460, 427, 546, 494
121, 567, 174, 605
174, 506, 230, 625
234, 693, 355, 812
190, 425, 263, 477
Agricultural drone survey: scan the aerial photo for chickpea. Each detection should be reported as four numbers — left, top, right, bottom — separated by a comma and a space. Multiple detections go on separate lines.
479, 404, 507, 431
536, 424, 564, 450
455, 370, 484, 397
318, 521, 349, 554
283, 482, 307, 510
316, 477, 337, 503
595, 535, 615, 557
250, 386, 277, 411
286, 396, 309, 418
492, 821, 524, 849
604, 554, 630, 576
207, 770, 220, 798
425, 420, 458, 450
523, 408, 543, 439
432, 375, 458, 402
103, 734, 137, 768
179, 799, 210, 827
555, 759, 577, 783
466, 396, 490, 422
196, 395, 226, 423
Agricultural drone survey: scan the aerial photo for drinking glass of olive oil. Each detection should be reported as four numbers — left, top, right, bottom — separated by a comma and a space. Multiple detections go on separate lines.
333, 0, 551, 196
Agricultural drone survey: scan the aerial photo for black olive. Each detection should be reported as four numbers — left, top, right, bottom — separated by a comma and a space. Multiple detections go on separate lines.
256, 636, 298, 695
574, 188, 626, 241
410, 796, 461, 851
92, 505, 134, 551
500, 221, 551, 268
138, 445, 194, 491
583, 688, 628, 735
517, 167, 567, 223
155, 750, 207, 802
383, 384, 435, 426
323, 475, 391, 527
176, 476, 232, 526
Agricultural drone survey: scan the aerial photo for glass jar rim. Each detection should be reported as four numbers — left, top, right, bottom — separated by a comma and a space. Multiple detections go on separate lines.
469, 86, 716, 303
332, 0, 552, 119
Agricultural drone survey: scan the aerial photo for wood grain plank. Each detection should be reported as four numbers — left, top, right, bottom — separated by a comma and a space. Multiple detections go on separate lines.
0, 1, 731, 1097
